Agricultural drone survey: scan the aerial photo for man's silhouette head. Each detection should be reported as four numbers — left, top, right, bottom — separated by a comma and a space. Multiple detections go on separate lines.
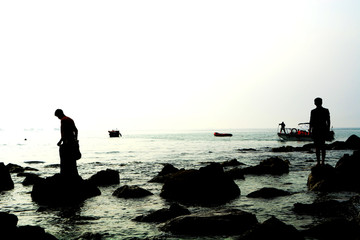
314, 97, 323, 107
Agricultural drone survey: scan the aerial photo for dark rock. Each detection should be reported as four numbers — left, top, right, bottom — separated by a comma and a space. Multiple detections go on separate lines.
31, 174, 101, 206
76, 232, 104, 240
22, 173, 43, 186
149, 164, 180, 183
328, 141, 349, 150
160, 209, 258, 235
88, 169, 120, 186
272, 145, 312, 153
247, 187, 291, 199
221, 159, 244, 167
112, 185, 153, 198
307, 164, 337, 192
160, 163, 240, 205
239, 216, 304, 240
307, 151, 360, 192
242, 157, 289, 175
0, 162, 14, 191
293, 199, 358, 219
237, 148, 256, 152
0, 212, 18, 234
303, 218, 360, 240
16, 225, 58, 240
0, 212, 57, 240
134, 203, 190, 223
345, 135, 360, 150
225, 167, 245, 180
6, 163, 25, 173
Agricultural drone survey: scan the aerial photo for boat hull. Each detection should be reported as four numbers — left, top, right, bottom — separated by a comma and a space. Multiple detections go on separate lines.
277, 131, 335, 142
214, 132, 233, 137
109, 131, 121, 138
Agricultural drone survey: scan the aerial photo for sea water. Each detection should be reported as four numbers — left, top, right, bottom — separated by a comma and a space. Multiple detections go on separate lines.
0, 128, 359, 239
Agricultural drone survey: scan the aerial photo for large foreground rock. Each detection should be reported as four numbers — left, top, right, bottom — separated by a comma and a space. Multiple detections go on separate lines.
160, 209, 258, 235
0, 212, 57, 240
160, 163, 240, 205
0, 162, 14, 191
307, 151, 360, 192
31, 174, 101, 206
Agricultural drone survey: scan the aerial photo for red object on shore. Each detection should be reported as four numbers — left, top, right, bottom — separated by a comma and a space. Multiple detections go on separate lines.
214, 132, 233, 137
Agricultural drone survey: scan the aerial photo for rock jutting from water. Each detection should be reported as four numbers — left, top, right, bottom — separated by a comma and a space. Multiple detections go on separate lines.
307, 150, 360, 192
112, 185, 153, 198
241, 157, 289, 175
87, 168, 120, 186
0, 162, 14, 192
247, 187, 291, 199
159, 163, 240, 205
31, 174, 101, 206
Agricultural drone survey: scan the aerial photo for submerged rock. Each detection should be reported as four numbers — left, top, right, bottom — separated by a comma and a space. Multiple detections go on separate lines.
239, 216, 304, 240
0, 162, 14, 191
242, 157, 289, 175
247, 187, 291, 199
160, 209, 258, 236
112, 185, 153, 198
88, 169, 120, 186
31, 174, 101, 206
134, 203, 190, 223
160, 163, 240, 205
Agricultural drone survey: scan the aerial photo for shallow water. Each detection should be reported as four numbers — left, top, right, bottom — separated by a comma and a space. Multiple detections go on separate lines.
0, 128, 359, 239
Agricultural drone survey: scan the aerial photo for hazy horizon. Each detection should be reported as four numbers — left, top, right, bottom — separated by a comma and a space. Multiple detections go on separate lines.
1, 1, 360, 131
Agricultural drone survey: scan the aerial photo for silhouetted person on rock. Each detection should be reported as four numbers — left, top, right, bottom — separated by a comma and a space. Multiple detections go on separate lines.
55, 109, 80, 179
309, 98, 330, 165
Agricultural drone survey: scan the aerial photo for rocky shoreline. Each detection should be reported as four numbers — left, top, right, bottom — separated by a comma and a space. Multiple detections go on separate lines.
1, 135, 360, 239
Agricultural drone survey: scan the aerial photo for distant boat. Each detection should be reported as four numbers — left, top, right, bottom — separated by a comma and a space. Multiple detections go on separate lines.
277, 123, 334, 141
214, 132, 233, 137
108, 130, 122, 138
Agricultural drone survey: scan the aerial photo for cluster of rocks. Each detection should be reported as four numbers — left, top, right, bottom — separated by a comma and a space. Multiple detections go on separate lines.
0, 212, 57, 240
272, 134, 360, 152
2, 134, 360, 239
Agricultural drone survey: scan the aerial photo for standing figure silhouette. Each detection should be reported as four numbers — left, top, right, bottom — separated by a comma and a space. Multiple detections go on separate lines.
309, 98, 330, 165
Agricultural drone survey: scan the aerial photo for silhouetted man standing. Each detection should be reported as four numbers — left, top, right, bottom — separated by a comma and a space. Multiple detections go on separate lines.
55, 109, 79, 178
310, 98, 330, 165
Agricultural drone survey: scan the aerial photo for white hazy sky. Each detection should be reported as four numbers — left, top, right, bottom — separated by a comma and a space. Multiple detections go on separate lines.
1, 0, 359, 131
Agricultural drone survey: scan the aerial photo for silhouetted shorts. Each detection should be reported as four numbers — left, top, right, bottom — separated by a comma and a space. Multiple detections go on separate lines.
59, 144, 79, 178
312, 129, 327, 147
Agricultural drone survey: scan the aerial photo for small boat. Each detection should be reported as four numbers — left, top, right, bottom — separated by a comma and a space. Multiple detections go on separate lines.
214, 132, 233, 137
108, 130, 122, 138
277, 123, 334, 141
